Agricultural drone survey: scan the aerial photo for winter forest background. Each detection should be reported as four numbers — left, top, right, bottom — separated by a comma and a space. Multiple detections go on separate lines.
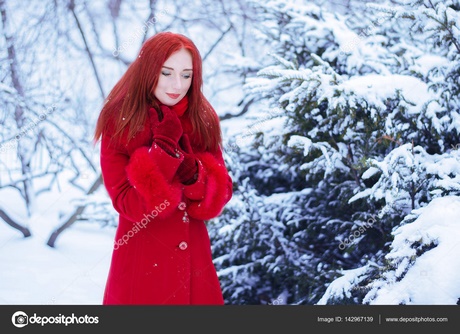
1, 0, 460, 305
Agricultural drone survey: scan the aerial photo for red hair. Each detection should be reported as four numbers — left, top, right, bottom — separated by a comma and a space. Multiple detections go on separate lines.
94, 31, 222, 153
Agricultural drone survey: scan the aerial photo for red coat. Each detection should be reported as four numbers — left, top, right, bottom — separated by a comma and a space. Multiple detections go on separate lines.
100, 113, 232, 305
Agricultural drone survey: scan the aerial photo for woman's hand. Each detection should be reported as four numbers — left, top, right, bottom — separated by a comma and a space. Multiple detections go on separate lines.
149, 105, 183, 155
177, 134, 198, 184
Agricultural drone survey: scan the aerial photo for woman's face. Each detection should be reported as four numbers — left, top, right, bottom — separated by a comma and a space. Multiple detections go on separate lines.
154, 48, 193, 106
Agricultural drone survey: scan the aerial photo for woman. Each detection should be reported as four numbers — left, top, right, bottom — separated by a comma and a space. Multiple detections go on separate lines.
93, 31, 233, 305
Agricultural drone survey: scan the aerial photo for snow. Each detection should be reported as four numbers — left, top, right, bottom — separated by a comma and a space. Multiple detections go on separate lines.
316, 265, 370, 303
0, 180, 114, 305
2, 0, 460, 308
366, 196, 460, 304
318, 195, 460, 305
338, 74, 432, 114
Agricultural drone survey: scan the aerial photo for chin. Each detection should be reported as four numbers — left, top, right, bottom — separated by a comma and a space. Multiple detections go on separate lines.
158, 99, 174, 106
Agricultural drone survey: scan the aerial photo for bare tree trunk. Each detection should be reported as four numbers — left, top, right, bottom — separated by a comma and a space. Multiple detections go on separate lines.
0, 0, 35, 228
0, 208, 31, 237
45, 0, 109, 248
47, 174, 103, 247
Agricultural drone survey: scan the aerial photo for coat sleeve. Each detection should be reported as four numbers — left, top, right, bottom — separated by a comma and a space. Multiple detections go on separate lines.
100, 133, 183, 224
182, 146, 233, 220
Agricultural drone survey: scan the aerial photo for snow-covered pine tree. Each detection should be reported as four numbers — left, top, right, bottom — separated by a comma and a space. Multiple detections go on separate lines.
317, 0, 460, 304
213, 137, 320, 304
212, 0, 399, 305
211, 0, 459, 305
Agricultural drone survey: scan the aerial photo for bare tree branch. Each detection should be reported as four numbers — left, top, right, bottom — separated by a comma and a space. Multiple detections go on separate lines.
0, 208, 31, 238
0, 0, 35, 216
202, 24, 233, 62
46, 173, 103, 248
68, 0, 106, 100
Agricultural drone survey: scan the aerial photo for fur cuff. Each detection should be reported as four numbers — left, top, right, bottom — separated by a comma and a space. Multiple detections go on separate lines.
186, 152, 231, 220
126, 146, 182, 216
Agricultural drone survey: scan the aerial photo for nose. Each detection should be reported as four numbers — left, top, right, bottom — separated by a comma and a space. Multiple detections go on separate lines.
171, 74, 182, 90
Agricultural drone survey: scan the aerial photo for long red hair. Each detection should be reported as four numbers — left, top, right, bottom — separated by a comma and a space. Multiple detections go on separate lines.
94, 31, 222, 153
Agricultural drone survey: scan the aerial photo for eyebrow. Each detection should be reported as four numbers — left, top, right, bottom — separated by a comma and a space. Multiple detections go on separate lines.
162, 66, 193, 71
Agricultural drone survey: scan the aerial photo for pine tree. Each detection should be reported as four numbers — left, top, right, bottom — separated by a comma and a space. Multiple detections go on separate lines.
316, 0, 460, 304
212, 0, 460, 305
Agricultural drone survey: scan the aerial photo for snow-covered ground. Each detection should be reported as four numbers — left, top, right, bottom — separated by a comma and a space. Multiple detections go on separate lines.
0, 184, 115, 305
2, 184, 460, 305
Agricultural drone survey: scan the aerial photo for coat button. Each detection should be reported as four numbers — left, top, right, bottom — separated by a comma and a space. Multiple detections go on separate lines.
182, 212, 189, 223
178, 241, 188, 250
178, 202, 186, 210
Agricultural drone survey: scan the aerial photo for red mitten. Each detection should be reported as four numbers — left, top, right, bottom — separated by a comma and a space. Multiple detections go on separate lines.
149, 105, 183, 155
177, 154, 198, 184
176, 134, 198, 184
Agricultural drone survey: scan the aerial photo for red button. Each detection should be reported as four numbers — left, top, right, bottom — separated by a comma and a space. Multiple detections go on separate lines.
178, 241, 188, 250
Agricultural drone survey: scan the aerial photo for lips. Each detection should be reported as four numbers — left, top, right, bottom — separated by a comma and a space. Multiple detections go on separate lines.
166, 93, 181, 99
